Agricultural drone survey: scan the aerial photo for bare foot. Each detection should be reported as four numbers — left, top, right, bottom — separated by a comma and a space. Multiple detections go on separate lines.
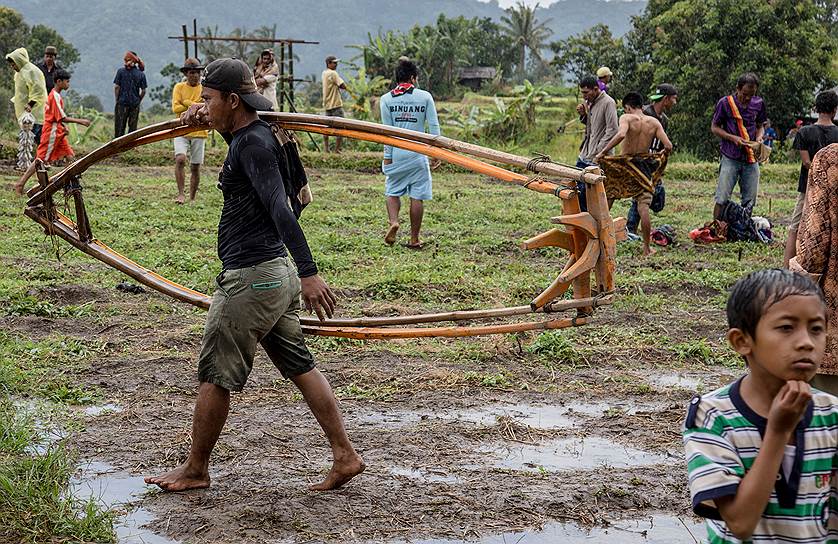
174, 194, 185, 205
405, 241, 424, 250
642, 246, 657, 257
144, 463, 210, 492
13, 183, 24, 196
384, 223, 399, 245
309, 453, 366, 491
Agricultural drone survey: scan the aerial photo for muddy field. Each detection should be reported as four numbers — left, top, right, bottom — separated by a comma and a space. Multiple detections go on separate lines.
1, 162, 795, 543
5, 280, 726, 543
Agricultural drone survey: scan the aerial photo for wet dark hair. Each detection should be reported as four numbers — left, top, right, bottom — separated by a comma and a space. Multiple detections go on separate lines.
736, 72, 760, 89
622, 92, 643, 109
815, 90, 838, 114
395, 59, 418, 83
54, 69, 71, 81
727, 269, 825, 339
580, 76, 598, 90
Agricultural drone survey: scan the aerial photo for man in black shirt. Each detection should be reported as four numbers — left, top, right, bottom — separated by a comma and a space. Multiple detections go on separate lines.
145, 58, 365, 492
784, 90, 838, 266
626, 84, 678, 237
35, 46, 62, 95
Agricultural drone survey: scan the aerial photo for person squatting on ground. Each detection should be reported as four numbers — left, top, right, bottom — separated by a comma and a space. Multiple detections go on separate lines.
171, 58, 207, 204
791, 143, 838, 396
379, 58, 440, 249
711, 73, 767, 220
6, 47, 47, 150
15, 69, 91, 195
253, 49, 279, 111
144, 58, 364, 492
35, 45, 62, 95
113, 51, 147, 138
575, 75, 618, 211
626, 84, 678, 238
683, 268, 838, 542
321, 55, 347, 153
783, 91, 838, 267
595, 92, 672, 256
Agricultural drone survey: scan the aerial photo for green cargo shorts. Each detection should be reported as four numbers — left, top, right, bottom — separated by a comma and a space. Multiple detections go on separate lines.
197, 256, 315, 391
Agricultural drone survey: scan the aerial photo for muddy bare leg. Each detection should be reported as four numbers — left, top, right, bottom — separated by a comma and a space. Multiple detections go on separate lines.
189, 163, 200, 201
144, 382, 229, 491
323, 134, 331, 153
409, 198, 424, 246
291, 369, 365, 490
174, 154, 186, 204
385, 195, 400, 245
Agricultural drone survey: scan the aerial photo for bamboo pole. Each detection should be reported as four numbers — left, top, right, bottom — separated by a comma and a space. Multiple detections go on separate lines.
302, 317, 586, 340
280, 123, 562, 195
261, 113, 604, 184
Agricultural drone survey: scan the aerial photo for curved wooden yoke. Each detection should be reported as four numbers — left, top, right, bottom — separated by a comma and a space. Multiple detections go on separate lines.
23, 113, 619, 340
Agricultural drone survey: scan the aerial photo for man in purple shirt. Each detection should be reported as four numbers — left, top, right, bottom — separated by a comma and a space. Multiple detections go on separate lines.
710, 72, 767, 219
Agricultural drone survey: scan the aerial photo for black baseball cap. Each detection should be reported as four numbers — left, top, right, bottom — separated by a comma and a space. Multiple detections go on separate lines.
201, 58, 274, 111
649, 83, 678, 101
325, 55, 340, 63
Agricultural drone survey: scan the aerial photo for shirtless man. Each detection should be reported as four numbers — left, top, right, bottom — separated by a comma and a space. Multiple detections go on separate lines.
596, 92, 672, 256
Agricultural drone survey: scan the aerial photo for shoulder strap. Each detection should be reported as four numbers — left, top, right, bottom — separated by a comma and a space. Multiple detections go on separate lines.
726, 96, 756, 164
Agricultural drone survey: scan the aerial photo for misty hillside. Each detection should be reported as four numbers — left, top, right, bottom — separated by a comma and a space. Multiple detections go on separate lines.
5, 0, 645, 109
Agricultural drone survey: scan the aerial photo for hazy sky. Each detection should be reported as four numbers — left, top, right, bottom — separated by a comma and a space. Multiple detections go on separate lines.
487, 0, 560, 6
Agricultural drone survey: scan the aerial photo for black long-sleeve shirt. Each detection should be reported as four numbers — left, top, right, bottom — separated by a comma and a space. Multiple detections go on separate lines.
217, 120, 317, 277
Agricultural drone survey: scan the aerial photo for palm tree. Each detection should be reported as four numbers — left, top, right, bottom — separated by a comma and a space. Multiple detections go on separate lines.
500, 2, 553, 81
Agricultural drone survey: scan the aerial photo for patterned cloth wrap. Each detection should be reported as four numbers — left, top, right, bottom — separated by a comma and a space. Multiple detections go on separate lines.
17, 111, 35, 170
598, 151, 669, 200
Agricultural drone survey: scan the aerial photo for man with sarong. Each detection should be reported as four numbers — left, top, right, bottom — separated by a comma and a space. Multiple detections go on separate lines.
596, 92, 672, 256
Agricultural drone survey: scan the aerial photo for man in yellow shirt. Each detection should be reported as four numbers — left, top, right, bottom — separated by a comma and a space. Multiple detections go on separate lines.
171, 58, 207, 204
321, 55, 347, 153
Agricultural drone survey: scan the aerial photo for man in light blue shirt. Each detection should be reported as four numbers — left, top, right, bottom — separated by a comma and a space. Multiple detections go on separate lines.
380, 58, 440, 249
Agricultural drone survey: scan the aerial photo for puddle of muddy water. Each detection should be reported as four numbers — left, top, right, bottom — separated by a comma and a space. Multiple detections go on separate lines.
389, 466, 463, 484
480, 436, 670, 472
356, 403, 590, 431
71, 461, 179, 544
83, 403, 124, 417
390, 514, 704, 543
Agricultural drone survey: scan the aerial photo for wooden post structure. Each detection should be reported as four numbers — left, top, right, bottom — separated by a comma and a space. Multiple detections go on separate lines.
181, 25, 189, 61
288, 42, 295, 109
278, 44, 286, 112
192, 19, 198, 58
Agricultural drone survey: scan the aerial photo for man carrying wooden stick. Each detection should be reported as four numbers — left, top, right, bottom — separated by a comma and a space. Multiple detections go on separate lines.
145, 58, 365, 492
596, 92, 672, 256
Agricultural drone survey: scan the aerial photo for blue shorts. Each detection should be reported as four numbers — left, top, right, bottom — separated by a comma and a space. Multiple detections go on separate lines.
383, 156, 433, 201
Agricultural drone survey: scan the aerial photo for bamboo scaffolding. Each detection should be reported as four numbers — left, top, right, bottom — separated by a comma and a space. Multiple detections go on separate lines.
23, 113, 618, 340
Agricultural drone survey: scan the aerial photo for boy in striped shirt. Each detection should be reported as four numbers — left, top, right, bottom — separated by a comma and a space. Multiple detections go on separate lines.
684, 269, 838, 543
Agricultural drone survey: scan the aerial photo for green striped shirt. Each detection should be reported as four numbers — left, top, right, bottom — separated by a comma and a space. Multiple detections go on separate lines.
684, 376, 838, 543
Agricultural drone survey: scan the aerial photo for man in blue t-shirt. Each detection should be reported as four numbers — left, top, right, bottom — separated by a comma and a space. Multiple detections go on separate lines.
113, 51, 147, 137
379, 58, 440, 249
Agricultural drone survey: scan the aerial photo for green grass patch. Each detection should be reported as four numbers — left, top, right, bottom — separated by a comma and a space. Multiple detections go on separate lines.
0, 398, 116, 543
